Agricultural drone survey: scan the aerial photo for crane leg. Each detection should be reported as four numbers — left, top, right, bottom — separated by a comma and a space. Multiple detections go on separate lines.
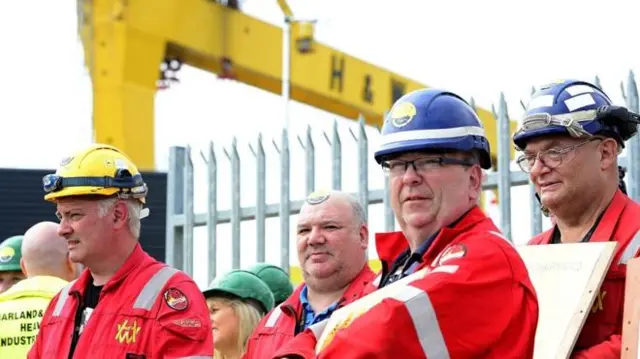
83, 0, 166, 170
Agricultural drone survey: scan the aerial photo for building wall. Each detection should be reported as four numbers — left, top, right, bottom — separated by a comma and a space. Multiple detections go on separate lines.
0, 168, 167, 263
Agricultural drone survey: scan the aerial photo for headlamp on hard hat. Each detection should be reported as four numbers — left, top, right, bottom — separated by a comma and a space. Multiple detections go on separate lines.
42, 169, 148, 200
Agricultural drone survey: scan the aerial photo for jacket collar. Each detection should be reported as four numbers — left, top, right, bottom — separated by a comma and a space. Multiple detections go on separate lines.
70, 242, 146, 295
375, 206, 488, 267
281, 264, 375, 317
537, 189, 629, 244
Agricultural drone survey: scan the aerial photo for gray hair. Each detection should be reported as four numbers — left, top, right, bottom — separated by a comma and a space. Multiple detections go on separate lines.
98, 197, 143, 238
325, 191, 367, 227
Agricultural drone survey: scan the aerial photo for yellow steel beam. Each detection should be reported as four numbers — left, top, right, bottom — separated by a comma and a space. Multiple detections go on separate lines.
79, 0, 166, 170
276, 0, 294, 18
79, 0, 517, 170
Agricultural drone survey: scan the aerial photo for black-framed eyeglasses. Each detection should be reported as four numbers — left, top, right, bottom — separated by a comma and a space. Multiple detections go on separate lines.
516, 138, 602, 173
381, 157, 476, 176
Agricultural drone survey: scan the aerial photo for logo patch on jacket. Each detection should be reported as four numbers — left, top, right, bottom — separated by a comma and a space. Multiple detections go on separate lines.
125, 354, 146, 359
435, 244, 467, 266
115, 319, 141, 344
164, 287, 189, 311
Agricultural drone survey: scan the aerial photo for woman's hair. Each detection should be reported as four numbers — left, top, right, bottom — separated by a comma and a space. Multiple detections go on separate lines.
213, 297, 264, 359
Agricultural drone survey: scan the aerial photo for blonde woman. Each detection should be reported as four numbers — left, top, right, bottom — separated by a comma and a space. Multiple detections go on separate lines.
203, 269, 275, 359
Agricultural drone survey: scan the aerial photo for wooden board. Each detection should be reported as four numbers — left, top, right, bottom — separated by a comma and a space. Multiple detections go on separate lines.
517, 242, 617, 359
622, 257, 640, 359
314, 241, 616, 357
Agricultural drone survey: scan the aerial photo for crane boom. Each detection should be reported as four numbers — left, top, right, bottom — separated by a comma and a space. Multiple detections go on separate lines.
78, 0, 516, 170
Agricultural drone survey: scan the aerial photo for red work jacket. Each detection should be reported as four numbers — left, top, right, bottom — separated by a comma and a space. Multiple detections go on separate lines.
242, 265, 375, 359
272, 206, 539, 359
27, 243, 213, 359
528, 189, 640, 359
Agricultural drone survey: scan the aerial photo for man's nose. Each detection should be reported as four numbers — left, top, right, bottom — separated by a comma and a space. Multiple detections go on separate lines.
530, 156, 551, 177
307, 228, 327, 246
58, 219, 73, 237
401, 163, 422, 185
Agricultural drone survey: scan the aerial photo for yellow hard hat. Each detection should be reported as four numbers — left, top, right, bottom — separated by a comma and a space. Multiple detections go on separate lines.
42, 144, 148, 204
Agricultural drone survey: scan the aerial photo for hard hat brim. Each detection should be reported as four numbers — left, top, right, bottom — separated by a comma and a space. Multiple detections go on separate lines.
44, 186, 146, 204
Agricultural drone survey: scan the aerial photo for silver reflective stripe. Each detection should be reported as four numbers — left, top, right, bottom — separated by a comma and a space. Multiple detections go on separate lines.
619, 230, 640, 265
391, 286, 450, 359
372, 274, 382, 287
133, 266, 179, 310
52, 280, 76, 317
265, 305, 282, 328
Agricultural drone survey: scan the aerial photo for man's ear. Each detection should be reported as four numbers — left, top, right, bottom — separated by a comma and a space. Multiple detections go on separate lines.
468, 165, 483, 201
599, 138, 618, 171
20, 258, 28, 277
112, 201, 129, 230
359, 224, 369, 250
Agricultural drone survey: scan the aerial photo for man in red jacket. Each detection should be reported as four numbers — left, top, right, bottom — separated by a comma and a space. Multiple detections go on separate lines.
272, 88, 539, 359
28, 144, 213, 359
243, 190, 375, 359
513, 79, 640, 359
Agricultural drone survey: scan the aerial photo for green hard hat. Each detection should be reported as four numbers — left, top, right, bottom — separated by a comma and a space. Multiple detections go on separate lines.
0, 236, 23, 272
247, 263, 293, 305
203, 269, 275, 314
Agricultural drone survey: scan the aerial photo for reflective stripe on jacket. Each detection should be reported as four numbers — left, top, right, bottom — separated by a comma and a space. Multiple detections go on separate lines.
27, 243, 213, 359
272, 206, 539, 359
242, 265, 375, 359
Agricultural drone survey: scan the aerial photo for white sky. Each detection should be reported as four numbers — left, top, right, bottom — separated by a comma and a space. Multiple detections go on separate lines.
1, 1, 638, 288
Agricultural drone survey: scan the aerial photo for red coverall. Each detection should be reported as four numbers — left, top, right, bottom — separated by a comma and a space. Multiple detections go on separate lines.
528, 189, 640, 359
272, 206, 539, 359
27, 243, 213, 359
242, 265, 375, 359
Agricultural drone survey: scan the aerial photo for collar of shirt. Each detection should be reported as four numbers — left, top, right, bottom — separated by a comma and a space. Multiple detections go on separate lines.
299, 285, 339, 330
382, 230, 440, 287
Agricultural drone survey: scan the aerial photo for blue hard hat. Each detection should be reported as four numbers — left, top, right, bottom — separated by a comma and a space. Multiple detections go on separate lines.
512, 79, 640, 150
374, 88, 492, 169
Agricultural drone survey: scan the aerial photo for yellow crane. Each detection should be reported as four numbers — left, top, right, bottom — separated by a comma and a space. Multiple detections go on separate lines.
77, 0, 516, 171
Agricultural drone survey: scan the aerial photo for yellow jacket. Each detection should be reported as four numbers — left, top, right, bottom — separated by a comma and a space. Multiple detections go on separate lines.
0, 275, 68, 358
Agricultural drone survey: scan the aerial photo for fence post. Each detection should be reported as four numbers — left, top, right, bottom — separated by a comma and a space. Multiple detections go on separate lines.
183, 146, 195, 277
205, 142, 218, 283
331, 120, 342, 190
624, 71, 640, 202
497, 93, 512, 241
279, 130, 291, 273
304, 125, 315, 196
165, 146, 185, 269
222, 138, 242, 270
254, 134, 266, 263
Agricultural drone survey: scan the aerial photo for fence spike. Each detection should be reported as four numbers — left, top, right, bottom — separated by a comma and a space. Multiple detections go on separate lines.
297, 134, 305, 149
348, 127, 357, 142
322, 131, 331, 146
594, 75, 602, 90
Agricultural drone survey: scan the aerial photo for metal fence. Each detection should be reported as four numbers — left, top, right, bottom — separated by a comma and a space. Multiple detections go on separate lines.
165, 71, 640, 283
